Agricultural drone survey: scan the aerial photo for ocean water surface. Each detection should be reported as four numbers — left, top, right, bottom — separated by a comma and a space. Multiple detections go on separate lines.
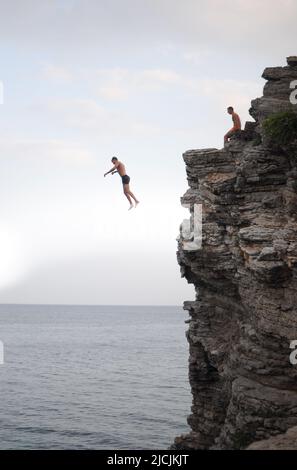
0, 304, 191, 449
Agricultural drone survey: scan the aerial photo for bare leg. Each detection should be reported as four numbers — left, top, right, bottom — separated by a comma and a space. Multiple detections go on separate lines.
224, 131, 232, 143
125, 184, 139, 204
124, 184, 139, 207
123, 186, 134, 209
128, 191, 139, 203
124, 191, 133, 204
224, 129, 235, 144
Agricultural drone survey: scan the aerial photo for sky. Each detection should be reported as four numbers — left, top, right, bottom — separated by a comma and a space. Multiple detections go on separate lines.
0, 0, 296, 305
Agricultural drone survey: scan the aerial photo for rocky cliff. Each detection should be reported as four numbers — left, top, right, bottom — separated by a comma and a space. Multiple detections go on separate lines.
174, 56, 297, 450
247, 425, 297, 450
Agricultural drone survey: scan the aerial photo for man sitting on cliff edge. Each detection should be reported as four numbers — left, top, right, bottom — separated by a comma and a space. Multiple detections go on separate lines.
224, 106, 241, 144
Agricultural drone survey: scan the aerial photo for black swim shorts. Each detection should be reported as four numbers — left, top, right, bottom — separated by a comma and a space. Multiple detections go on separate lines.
121, 175, 130, 185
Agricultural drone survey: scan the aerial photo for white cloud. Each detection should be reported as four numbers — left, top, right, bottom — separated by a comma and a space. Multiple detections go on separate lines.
0, 139, 93, 164
45, 97, 162, 136
42, 62, 73, 82
90, 67, 261, 115
91, 67, 262, 125
139, 69, 181, 85
36, 63, 262, 139
182, 48, 212, 65
0, 0, 296, 57
188, 77, 263, 106
95, 67, 181, 101
98, 86, 128, 101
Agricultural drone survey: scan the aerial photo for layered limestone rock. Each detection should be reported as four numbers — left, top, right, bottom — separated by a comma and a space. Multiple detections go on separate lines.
247, 426, 297, 450
174, 57, 297, 450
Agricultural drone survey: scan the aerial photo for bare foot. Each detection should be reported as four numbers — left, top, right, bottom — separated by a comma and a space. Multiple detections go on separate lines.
134, 201, 140, 208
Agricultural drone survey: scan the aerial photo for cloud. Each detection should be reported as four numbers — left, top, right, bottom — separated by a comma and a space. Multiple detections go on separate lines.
95, 68, 181, 100
42, 62, 73, 82
87, 67, 261, 113
188, 77, 263, 107
0, 0, 295, 58
98, 86, 128, 101
45, 97, 161, 136
36, 63, 262, 140
0, 139, 93, 164
182, 48, 212, 65
90, 67, 262, 124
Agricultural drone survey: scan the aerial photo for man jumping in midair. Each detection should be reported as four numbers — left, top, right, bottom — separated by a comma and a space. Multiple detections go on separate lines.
104, 157, 140, 210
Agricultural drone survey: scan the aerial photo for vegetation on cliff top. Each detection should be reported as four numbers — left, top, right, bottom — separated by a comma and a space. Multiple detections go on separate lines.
263, 110, 297, 147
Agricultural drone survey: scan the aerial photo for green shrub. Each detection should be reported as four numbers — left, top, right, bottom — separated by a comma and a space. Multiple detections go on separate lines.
263, 110, 297, 147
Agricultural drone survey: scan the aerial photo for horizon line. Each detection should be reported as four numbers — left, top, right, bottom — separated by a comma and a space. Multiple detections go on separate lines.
0, 302, 185, 307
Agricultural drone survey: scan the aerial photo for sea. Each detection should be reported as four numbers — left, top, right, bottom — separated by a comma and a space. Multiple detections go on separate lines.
0, 304, 191, 449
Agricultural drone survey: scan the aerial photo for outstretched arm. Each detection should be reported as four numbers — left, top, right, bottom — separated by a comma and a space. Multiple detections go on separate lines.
104, 165, 117, 177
